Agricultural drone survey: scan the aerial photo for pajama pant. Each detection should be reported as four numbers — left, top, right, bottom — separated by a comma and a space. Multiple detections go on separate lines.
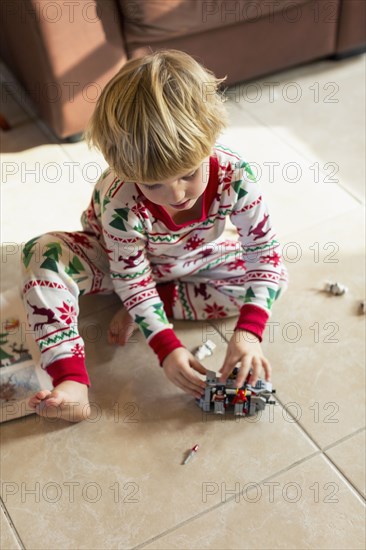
21, 230, 288, 387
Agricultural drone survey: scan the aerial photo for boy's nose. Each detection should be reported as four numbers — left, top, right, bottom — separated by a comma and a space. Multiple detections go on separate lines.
169, 184, 185, 205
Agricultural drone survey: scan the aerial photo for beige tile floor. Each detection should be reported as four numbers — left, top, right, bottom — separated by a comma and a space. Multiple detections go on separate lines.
0, 54, 365, 549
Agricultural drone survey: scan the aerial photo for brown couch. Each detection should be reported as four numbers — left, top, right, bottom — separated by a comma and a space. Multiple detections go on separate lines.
1, 0, 365, 140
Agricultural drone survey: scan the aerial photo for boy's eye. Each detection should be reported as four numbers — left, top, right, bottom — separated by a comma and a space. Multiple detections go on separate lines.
184, 171, 197, 179
142, 183, 162, 190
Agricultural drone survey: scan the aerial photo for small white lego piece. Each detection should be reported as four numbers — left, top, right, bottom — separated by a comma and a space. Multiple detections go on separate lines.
194, 340, 216, 360
324, 281, 348, 296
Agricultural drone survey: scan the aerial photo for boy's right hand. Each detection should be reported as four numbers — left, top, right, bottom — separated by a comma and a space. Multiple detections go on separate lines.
162, 348, 207, 399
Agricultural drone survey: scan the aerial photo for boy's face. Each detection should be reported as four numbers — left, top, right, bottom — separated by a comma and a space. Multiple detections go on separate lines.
136, 156, 210, 211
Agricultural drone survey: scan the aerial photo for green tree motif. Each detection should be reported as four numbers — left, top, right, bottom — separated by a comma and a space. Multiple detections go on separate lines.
93, 189, 100, 204
40, 242, 62, 273
110, 208, 130, 232
244, 287, 256, 303
153, 304, 169, 324
65, 256, 87, 285
22, 237, 39, 268
240, 161, 256, 181
266, 287, 277, 309
134, 315, 153, 338
65, 255, 84, 275
231, 179, 248, 201
102, 196, 111, 213
133, 222, 145, 235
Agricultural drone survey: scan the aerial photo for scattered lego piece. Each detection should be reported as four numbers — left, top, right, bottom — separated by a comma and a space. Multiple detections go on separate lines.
183, 444, 199, 465
360, 301, 365, 314
324, 281, 348, 296
194, 340, 216, 360
196, 368, 276, 416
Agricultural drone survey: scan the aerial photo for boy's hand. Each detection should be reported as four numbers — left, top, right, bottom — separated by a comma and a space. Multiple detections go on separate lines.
219, 330, 271, 388
162, 348, 207, 399
108, 307, 137, 346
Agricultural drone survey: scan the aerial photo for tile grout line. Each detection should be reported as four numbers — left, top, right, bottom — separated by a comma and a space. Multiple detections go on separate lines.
0, 497, 26, 550
320, 452, 366, 505
229, 99, 364, 206
322, 426, 366, 452
133, 450, 321, 550
208, 320, 366, 503
135, 441, 365, 550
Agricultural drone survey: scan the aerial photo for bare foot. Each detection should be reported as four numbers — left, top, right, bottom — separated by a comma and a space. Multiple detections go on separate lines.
108, 307, 138, 345
28, 380, 91, 422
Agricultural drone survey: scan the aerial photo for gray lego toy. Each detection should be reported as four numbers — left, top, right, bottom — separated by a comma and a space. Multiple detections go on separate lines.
196, 368, 276, 416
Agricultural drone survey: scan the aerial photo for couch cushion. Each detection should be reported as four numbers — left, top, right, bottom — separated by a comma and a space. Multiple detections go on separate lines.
119, 0, 310, 46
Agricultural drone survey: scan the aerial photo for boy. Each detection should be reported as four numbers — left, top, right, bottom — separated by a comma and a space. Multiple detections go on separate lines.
22, 49, 288, 422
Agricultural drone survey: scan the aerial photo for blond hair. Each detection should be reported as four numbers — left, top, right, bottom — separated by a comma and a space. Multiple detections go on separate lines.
84, 49, 229, 183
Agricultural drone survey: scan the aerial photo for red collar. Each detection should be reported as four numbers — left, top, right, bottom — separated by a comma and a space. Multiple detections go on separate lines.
135, 154, 219, 230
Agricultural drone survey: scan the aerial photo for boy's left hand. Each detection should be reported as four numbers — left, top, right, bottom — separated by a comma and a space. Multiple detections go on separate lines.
219, 329, 271, 388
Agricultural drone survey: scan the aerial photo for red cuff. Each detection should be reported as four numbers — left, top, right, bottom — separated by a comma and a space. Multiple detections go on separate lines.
46, 357, 91, 387
234, 304, 269, 342
148, 328, 184, 365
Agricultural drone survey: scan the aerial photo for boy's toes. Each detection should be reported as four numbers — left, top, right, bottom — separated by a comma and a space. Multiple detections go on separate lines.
28, 389, 52, 408
38, 389, 66, 408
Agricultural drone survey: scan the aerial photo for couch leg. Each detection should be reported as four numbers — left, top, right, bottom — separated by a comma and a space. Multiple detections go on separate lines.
328, 46, 366, 61
0, 114, 11, 131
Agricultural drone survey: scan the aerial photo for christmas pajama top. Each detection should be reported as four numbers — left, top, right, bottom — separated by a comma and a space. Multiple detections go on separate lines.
81, 143, 286, 363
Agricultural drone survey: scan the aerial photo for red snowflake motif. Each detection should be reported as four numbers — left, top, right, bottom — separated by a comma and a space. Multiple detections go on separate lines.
70, 233, 93, 248
220, 162, 234, 193
56, 301, 76, 325
259, 251, 281, 267
220, 162, 234, 184
184, 235, 204, 251
71, 343, 85, 358
227, 258, 246, 271
204, 302, 227, 319
131, 201, 149, 220
223, 182, 232, 194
